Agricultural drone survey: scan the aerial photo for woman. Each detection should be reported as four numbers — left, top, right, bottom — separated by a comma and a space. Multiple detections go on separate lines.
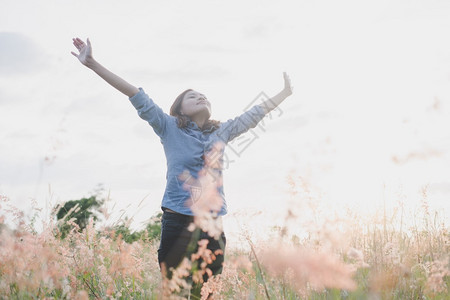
71, 37, 293, 297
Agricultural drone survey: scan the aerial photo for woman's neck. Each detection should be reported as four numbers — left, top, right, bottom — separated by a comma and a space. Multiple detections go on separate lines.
190, 113, 208, 129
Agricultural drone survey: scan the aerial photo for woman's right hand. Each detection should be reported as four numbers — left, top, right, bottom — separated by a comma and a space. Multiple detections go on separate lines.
70, 37, 139, 97
71, 37, 94, 67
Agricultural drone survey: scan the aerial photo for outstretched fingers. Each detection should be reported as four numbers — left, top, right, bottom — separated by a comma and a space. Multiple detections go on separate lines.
72, 39, 80, 51
72, 37, 86, 51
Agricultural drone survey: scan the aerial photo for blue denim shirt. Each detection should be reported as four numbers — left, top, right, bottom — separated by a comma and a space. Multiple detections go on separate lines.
129, 88, 266, 216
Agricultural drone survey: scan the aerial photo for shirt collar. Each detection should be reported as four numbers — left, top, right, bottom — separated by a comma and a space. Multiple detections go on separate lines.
187, 120, 216, 133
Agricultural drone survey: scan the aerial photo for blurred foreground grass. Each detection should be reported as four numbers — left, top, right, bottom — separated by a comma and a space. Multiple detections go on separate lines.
0, 182, 448, 299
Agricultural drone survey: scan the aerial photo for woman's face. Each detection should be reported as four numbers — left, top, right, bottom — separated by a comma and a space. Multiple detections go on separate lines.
180, 90, 211, 119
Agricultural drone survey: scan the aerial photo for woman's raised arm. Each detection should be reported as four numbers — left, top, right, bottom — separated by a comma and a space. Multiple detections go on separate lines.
71, 37, 139, 98
258, 72, 293, 115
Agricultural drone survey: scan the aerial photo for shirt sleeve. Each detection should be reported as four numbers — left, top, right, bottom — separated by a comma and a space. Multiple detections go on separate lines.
216, 104, 266, 143
129, 87, 170, 138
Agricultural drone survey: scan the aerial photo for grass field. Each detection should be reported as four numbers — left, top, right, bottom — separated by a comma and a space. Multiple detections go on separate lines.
0, 180, 448, 299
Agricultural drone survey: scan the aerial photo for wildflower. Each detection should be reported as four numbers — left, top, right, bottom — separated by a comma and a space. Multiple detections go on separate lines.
76, 290, 89, 300
163, 257, 192, 296
425, 258, 450, 295
190, 239, 218, 284
259, 245, 357, 293
180, 141, 225, 240
201, 274, 223, 300
347, 247, 369, 268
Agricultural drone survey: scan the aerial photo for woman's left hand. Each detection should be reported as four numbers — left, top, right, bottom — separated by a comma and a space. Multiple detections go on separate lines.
283, 72, 293, 96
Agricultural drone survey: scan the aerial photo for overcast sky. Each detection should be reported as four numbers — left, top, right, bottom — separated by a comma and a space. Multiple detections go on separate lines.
1, 0, 449, 239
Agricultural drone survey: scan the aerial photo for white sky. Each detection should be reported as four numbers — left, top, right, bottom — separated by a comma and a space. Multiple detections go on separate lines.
1, 0, 449, 241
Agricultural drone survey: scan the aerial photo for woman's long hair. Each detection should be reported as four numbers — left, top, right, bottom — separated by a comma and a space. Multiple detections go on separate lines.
170, 89, 220, 132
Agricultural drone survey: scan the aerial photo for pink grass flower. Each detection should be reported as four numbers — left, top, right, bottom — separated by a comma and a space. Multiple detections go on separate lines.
180, 142, 225, 240
425, 258, 450, 295
259, 245, 357, 293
